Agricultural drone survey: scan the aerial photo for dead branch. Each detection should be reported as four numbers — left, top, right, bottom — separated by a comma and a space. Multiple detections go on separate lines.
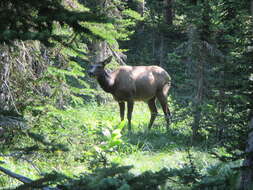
108, 45, 126, 65
0, 166, 61, 190
0, 166, 32, 184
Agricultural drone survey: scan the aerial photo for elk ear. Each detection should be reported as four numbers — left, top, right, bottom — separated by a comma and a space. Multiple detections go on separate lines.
102, 56, 112, 66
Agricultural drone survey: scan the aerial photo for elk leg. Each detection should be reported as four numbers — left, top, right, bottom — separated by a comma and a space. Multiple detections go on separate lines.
157, 93, 171, 130
147, 98, 158, 130
127, 101, 134, 132
118, 102, 125, 121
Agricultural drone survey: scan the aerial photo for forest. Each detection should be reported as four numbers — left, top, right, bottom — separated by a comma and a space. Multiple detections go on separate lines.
0, 0, 252, 189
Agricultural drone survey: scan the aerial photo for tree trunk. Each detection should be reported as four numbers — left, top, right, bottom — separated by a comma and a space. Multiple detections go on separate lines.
240, 116, 253, 190
239, 1, 253, 188
217, 71, 226, 141
192, 60, 204, 142
0, 52, 11, 112
90, 40, 108, 63
251, 0, 253, 16
159, 0, 173, 66
163, 0, 173, 25
200, 0, 211, 42
136, 0, 145, 16
192, 104, 202, 141
159, 34, 164, 67
191, 0, 197, 5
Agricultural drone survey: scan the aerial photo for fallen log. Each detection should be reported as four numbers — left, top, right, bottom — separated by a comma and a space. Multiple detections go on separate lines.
0, 166, 60, 190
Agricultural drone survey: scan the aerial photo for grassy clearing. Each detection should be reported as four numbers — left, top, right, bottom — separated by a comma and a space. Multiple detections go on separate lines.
115, 150, 216, 175
82, 102, 217, 177
0, 101, 218, 189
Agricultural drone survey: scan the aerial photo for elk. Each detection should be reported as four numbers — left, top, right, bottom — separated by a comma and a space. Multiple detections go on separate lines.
88, 56, 172, 132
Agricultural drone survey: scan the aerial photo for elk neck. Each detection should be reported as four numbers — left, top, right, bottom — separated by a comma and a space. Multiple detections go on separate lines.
97, 70, 115, 93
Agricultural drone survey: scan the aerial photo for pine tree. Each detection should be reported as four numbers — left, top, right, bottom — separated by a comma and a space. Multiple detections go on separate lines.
0, 0, 109, 46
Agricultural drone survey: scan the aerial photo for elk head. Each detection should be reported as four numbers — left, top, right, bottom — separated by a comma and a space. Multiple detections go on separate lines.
88, 56, 112, 78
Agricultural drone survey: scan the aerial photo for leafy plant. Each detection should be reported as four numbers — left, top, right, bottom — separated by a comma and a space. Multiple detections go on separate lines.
86, 121, 126, 169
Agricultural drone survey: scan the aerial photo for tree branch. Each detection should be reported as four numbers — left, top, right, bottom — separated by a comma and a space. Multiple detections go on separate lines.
108, 45, 126, 65
0, 166, 32, 184
0, 166, 61, 190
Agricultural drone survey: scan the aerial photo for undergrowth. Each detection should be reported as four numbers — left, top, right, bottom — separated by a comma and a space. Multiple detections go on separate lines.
0, 102, 242, 189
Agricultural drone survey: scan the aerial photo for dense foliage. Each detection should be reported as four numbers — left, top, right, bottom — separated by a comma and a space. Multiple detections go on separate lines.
0, 0, 108, 46
0, 0, 252, 189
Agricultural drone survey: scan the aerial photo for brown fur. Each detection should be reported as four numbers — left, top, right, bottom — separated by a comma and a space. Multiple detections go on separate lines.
88, 56, 172, 131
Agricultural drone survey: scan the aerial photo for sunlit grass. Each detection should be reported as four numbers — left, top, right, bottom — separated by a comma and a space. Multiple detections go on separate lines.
1, 101, 217, 189
116, 150, 216, 175
77, 102, 216, 176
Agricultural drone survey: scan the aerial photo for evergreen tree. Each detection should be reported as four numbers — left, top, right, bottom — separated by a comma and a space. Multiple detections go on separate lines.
0, 0, 110, 46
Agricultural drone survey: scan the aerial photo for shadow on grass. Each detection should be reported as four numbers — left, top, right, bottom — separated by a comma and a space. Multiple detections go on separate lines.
122, 122, 215, 152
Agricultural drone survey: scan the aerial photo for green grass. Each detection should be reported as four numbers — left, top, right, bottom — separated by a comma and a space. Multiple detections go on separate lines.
114, 150, 216, 175
0, 101, 219, 189
80, 102, 217, 176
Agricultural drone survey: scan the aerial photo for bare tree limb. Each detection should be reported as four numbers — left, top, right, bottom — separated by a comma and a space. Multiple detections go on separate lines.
0, 166, 61, 190
0, 166, 32, 184
108, 45, 126, 65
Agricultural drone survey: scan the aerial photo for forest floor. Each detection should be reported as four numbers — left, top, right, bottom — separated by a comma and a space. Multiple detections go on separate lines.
108, 102, 218, 177
1, 102, 220, 189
